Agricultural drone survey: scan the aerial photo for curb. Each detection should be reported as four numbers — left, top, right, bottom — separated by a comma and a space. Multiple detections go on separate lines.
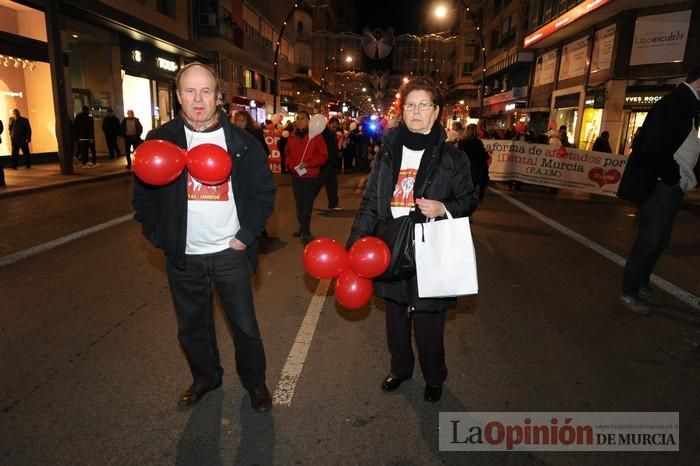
0, 170, 133, 199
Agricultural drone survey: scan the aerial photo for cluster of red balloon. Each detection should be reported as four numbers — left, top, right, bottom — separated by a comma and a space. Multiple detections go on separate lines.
302, 237, 390, 309
133, 140, 232, 186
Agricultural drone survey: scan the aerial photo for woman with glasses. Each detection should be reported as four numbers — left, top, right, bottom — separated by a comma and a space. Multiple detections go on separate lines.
346, 77, 478, 402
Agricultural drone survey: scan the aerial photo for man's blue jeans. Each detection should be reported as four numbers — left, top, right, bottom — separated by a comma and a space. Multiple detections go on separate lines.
166, 248, 266, 390
622, 181, 684, 297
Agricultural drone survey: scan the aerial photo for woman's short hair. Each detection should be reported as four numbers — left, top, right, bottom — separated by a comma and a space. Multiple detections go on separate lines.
233, 110, 257, 130
465, 123, 478, 140
398, 76, 444, 119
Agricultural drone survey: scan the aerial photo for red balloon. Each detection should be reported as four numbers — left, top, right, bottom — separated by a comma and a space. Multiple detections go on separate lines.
133, 140, 186, 186
348, 236, 391, 278
186, 143, 232, 185
334, 269, 373, 309
302, 237, 348, 279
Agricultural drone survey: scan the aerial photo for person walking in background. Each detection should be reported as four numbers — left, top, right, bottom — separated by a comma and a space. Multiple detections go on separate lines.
233, 110, 272, 237
342, 123, 357, 173
121, 110, 142, 169
459, 123, 490, 202
132, 62, 276, 412
619, 67, 700, 316
592, 130, 612, 153
9, 109, 31, 169
75, 106, 96, 168
0, 118, 5, 187
284, 111, 328, 245
559, 125, 572, 147
277, 121, 293, 174
102, 108, 121, 159
347, 77, 478, 403
318, 116, 342, 210
232, 110, 270, 158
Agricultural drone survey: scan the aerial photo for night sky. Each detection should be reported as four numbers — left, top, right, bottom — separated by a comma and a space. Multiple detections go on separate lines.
353, 1, 424, 35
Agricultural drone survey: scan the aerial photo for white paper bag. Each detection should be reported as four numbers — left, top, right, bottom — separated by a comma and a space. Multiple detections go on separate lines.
414, 211, 478, 298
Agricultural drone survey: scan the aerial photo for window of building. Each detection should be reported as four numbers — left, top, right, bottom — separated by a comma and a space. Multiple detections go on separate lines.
232, 64, 242, 85
156, 0, 176, 19
243, 69, 253, 88
297, 21, 304, 32
462, 62, 474, 75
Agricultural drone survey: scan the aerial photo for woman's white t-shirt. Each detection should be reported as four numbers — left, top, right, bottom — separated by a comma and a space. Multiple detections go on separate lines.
390, 146, 424, 218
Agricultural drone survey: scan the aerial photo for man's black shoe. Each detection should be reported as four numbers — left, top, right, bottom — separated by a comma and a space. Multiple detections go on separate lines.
248, 384, 272, 412
177, 381, 222, 407
381, 375, 410, 392
424, 384, 442, 402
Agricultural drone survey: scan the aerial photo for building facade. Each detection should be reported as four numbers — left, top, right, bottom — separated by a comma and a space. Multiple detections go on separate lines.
525, 0, 699, 152
0, 0, 210, 166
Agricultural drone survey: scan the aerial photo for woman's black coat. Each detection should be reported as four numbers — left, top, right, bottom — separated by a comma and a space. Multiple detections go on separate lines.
347, 124, 478, 312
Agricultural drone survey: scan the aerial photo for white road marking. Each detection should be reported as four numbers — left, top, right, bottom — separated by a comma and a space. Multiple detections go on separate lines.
273, 279, 330, 406
0, 214, 134, 268
491, 188, 700, 311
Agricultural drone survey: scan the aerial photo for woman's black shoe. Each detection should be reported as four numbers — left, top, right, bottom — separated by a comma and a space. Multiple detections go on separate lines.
381, 375, 409, 392
424, 384, 443, 402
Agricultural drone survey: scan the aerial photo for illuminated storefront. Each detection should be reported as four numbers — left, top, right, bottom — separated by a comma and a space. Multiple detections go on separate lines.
0, 2, 57, 159
121, 41, 180, 136
619, 89, 672, 155
578, 93, 605, 151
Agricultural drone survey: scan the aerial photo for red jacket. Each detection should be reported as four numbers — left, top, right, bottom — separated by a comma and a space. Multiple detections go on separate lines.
284, 131, 328, 178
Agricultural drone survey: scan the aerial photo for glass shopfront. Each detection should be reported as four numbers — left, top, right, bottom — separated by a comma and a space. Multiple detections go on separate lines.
553, 92, 580, 145
120, 41, 179, 137
0, 3, 57, 156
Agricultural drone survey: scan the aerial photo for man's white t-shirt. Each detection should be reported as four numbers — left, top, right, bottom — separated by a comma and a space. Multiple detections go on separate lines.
390, 146, 424, 218
184, 127, 240, 254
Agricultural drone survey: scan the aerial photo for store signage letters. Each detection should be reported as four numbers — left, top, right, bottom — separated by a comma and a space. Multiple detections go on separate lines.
625, 95, 662, 105
131, 50, 142, 63
156, 57, 178, 72
524, 0, 612, 48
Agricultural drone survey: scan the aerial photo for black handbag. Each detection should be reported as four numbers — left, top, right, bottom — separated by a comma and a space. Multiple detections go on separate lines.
374, 151, 439, 282
373, 210, 418, 282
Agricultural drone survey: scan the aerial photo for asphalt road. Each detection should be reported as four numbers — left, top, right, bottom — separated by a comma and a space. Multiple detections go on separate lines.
1, 175, 698, 465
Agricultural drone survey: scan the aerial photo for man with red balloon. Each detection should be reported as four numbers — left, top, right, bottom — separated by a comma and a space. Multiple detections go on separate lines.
132, 62, 276, 412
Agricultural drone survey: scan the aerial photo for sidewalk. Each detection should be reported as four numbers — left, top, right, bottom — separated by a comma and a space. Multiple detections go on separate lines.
0, 155, 132, 198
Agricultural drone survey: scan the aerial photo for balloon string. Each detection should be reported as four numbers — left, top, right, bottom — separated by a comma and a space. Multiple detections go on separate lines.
300, 138, 310, 164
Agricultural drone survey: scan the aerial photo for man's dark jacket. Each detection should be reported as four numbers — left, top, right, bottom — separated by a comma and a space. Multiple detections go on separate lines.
9, 116, 31, 143
102, 114, 121, 136
74, 112, 95, 140
121, 117, 143, 139
132, 111, 276, 270
347, 123, 478, 311
322, 127, 340, 163
618, 83, 699, 203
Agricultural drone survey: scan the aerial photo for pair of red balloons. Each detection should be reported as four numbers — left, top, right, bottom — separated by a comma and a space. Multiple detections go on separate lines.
133, 140, 232, 186
302, 237, 391, 309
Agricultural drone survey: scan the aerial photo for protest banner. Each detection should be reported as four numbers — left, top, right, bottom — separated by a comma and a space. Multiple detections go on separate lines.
482, 139, 627, 197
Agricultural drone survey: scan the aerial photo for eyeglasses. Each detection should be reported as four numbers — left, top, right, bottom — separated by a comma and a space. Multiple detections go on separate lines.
403, 102, 435, 112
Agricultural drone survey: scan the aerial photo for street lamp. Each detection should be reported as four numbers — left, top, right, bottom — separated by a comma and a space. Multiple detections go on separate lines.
345, 55, 353, 63
273, 2, 302, 114
433, 2, 486, 119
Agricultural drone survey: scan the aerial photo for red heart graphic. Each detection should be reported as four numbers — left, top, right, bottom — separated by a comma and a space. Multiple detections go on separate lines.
604, 169, 621, 185
589, 168, 621, 188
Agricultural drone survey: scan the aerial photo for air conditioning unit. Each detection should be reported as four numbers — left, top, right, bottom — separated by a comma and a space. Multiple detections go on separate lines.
199, 14, 217, 27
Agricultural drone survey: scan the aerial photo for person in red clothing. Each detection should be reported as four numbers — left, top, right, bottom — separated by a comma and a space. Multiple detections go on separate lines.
284, 111, 328, 244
